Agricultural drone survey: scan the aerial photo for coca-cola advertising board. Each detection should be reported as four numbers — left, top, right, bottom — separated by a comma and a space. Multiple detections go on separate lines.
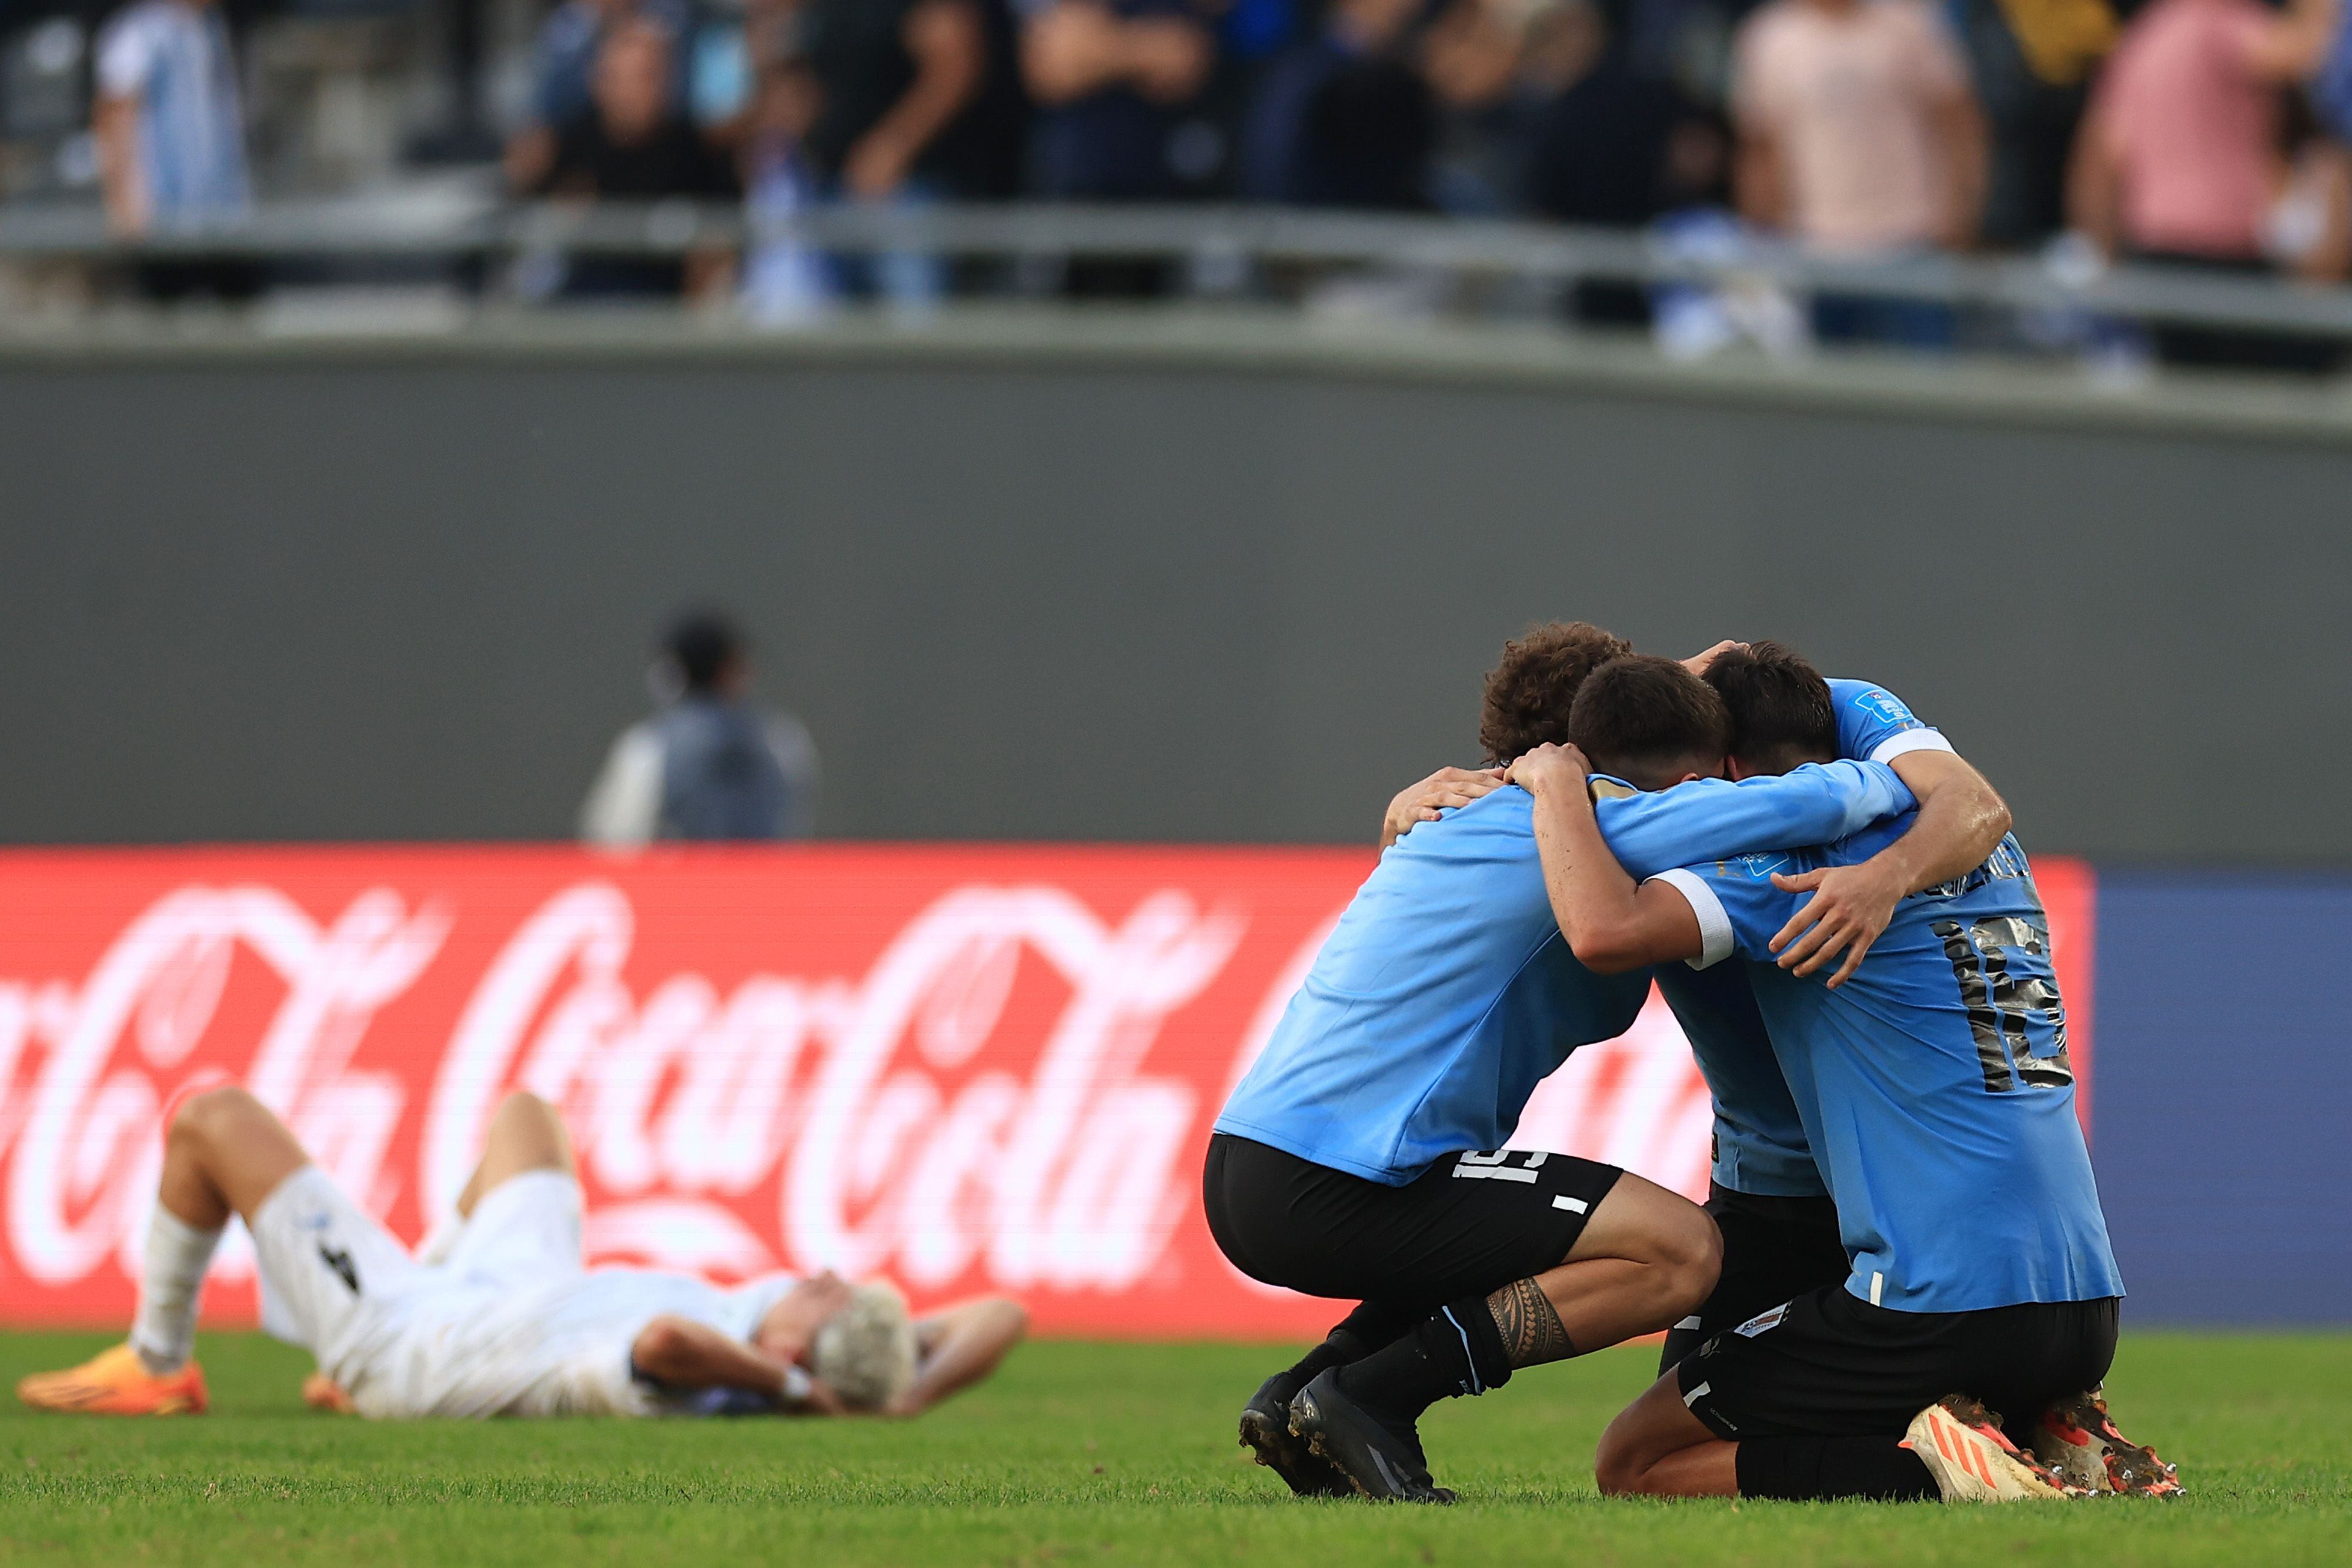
0, 846, 2094, 1339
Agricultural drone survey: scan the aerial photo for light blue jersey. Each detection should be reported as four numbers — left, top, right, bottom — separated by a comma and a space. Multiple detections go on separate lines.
1658, 823, 2123, 1312
1660, 677, 1955, 1197
1215, 760, 1913, 1184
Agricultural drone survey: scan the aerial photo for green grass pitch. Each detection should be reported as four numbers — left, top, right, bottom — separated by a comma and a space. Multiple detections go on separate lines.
3, 1330, 2348, 1565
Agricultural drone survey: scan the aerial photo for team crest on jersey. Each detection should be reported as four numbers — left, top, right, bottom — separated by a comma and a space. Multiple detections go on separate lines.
1851, 688, 1919, 728
1728, 852, 1794, 880
1732, 1303, 1789, 1338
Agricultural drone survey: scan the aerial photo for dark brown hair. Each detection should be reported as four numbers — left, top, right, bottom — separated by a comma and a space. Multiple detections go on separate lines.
1478, 621, 1635, 764
1704, 641, 1836, 771
1566, 654, 1732, 788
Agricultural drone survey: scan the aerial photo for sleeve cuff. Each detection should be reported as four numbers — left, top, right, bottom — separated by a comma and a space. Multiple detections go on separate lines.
1868, 728, 1955, 765
1649, 869, 1735, 970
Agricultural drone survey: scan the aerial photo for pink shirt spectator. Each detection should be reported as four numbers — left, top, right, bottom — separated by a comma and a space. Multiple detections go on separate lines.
1734, 0, 1973, 253
2089, 0, 2278, 259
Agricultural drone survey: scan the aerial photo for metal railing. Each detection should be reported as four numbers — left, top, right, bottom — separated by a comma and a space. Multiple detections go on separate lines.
5, 193, 2352, 342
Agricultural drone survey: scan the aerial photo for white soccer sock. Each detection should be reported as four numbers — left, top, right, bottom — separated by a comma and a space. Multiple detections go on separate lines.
128, 1207, 224, 1374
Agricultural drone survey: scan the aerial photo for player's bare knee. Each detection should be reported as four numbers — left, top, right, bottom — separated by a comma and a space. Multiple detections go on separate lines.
1667, 1208, 1724, 1310
1592, 1427, 1651, 1497
172, 1086, 262, 1151
490, 1090, 574, 1166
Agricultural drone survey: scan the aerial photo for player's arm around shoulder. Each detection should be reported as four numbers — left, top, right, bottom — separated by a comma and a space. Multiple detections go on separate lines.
1509, 744, 1706, 973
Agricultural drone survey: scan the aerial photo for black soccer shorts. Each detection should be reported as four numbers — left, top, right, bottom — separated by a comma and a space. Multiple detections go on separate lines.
1202, 1132, 1623, 1310
1660, 1183, 1849, 1375
1675, 1285, 2121, 1442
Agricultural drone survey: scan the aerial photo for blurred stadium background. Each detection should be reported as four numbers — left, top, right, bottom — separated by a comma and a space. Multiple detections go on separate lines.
0, 0, 2348, 1353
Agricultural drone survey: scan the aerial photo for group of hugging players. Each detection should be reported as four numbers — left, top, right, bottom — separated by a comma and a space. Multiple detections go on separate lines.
1209, 626, 2176, 1503
19, 624, 2177, 1506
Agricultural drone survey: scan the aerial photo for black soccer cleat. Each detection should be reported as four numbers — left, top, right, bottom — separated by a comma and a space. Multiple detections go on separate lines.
1287, 1369, 1456, 1505
1238, 1372, 1353, 1497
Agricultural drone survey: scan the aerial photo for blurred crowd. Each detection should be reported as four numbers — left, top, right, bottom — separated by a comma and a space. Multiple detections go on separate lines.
19, 0, 2352, 335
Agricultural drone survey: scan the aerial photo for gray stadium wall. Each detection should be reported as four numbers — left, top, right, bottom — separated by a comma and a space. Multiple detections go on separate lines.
1, 320, 2348, 860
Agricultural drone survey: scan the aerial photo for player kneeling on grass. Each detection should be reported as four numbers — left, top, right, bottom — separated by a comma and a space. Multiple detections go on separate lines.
19, 1088, 1026, 1420
1514, 647, 2176, 1503
1208, 634, 1923, 1503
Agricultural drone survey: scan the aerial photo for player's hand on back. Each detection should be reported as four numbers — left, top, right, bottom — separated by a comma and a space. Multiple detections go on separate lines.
1381, 765, 1506, 848
1767, 860, 1907, 988
1505, 743, 1592, 798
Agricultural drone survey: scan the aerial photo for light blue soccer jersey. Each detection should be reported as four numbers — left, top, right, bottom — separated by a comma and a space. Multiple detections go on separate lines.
1214, 760, 1913, 1185
1659, 677, 1955, 1197
1658, 822, 2123, 1313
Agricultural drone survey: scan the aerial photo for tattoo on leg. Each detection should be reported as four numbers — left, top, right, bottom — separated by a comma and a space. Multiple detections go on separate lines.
1486, 1277, 1573, 1367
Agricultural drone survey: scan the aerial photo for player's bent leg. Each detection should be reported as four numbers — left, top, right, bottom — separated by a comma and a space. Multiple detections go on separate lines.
455, 1091, 575, 1219
21, 1088, 310, 1417
161, 1086, 312, 1231
1596, 1371, 1738, 1497
1548, 1171, 1722, 1350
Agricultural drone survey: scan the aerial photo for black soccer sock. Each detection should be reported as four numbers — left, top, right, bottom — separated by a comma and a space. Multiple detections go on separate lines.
1279, 1301, 1418, 1390
1735, 1437, 1937, 1502
1336, 1295, 1515, 1435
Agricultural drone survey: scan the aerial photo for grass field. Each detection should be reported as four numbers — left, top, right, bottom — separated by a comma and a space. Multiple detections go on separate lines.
3, 1331, 2348, 1566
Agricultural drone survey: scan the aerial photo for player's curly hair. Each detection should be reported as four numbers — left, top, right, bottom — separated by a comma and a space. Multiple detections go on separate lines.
811, 1282, 919, 1412
1479, 621, 1634, 764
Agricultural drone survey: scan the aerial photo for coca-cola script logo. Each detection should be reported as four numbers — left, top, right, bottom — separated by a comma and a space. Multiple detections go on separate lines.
0, 847, 2087, 1336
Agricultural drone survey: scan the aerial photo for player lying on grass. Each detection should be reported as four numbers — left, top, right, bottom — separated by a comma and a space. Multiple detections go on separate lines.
1207, 627, 1977, 1503
20, 1088, 1025, 1420
1384, 642, 2011, 1395
1516, 645, 2176, 1502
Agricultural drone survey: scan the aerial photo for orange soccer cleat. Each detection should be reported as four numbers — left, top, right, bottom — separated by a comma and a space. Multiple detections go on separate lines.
1902, 1393, 2086, 1502
17, 1343, 209, 1416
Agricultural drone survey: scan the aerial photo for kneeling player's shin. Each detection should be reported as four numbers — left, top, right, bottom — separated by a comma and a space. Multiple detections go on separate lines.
1735, 1436, 1937, 1502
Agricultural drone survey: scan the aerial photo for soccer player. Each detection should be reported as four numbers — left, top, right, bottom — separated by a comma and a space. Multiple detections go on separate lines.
1385, 645, 2012, 1383
1516, 644, 2171, 1503
1208, 628, 1927, 1503
19, 1088, 1025, 1420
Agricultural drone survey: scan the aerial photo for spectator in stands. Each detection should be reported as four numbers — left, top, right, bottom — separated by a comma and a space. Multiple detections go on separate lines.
533, 21, 741, 299
580, 611, 820, 847
1946, 0, 2116, 247
1242, 0, 1435, 208
2067, 0, 2341, 365
1020, 0, 1214, 201
1731, 0, 1986, 342
787, 0, 989, 307
1521, 0, 1688, 228
92, 0, 256, 299
740, 54, 840, 323
1421, 0, 1529, 212
507, 0, 692, 191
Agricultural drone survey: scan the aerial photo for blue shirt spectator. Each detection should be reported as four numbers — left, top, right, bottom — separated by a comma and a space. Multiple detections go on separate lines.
93, 0, 249, 233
